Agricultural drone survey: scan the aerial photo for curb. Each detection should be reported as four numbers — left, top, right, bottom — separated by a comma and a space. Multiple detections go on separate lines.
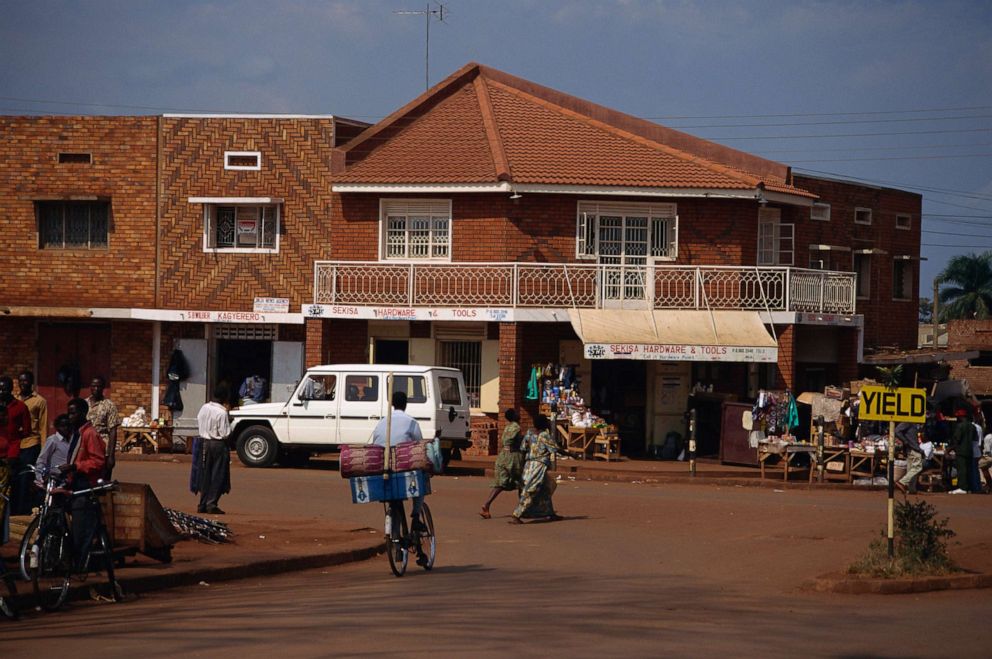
806, 571, 992, 595
9, 538, 383, 610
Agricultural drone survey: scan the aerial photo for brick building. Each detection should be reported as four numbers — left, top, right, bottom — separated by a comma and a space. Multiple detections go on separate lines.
0, 62, 921, 457
947, 320, 992, 397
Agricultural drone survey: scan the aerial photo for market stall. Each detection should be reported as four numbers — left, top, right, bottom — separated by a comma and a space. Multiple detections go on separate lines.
534, 362, 621, 461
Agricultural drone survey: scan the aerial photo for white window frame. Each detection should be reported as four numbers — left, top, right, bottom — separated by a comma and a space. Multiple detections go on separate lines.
379, 199, 452, 262
854, 253, 871, 299
854, 207, 873, 225
202, 203, 280, 253
757, 208, 794, 266
895, 213, 912, 230
224, 151, 262, 171
576, 201, 678, 261
892, 258, 913, 301
810, 202, 830, 222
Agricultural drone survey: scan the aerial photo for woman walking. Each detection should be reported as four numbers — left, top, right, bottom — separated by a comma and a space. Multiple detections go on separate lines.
509, 415, 564, 524
480, 409, 525, 519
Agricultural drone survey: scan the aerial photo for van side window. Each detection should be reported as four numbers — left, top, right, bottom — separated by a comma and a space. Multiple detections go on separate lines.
345, 375, 378, 401
300, 374, 336, 401
393, 375, 428, 403
439, 376, 462, 405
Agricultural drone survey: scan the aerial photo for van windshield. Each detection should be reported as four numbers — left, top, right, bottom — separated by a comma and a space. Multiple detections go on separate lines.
438, 376, 462, 405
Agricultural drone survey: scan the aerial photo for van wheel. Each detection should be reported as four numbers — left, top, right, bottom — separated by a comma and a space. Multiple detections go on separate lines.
236, 426, 279, 467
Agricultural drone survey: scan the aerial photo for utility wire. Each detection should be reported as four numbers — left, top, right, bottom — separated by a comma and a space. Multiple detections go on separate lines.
668, 114, 992, 129
788, 153, 992, 163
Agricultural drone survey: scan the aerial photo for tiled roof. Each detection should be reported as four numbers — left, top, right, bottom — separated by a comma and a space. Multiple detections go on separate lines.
334, 63, 814, 199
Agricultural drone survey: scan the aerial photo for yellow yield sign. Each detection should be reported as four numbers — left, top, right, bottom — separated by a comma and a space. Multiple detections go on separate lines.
858, 386, 927, 423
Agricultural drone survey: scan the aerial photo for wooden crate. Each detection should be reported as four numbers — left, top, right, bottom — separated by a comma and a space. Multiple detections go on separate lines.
109, 482, 183, 562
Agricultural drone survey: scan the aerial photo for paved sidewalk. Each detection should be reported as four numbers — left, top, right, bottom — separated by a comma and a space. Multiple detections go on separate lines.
1, 513, 384, 611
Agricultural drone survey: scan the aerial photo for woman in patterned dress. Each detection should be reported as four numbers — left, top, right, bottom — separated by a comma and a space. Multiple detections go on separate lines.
479, 409, 525, 519
509, 415, 564, 524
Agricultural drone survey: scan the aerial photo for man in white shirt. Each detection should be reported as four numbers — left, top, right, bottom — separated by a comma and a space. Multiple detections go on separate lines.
979, 431, 992, 494
196, 386, 232, 515
34, 414, 72, 488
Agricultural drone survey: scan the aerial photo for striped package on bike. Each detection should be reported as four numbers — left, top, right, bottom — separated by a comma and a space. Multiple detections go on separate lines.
349, 469, 432, 504
339, 444, 385, 478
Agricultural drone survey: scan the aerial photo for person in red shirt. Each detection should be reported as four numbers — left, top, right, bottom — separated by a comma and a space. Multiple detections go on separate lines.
0, 376, 31, 523
64, 398, 107, 565
0, 405, 12, 546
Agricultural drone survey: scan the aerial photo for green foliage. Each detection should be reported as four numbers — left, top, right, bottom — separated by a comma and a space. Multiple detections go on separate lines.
918, 297, 932, 324
936, 252, 992, 321
874, 365, 903, 389
849, 499, 958, 578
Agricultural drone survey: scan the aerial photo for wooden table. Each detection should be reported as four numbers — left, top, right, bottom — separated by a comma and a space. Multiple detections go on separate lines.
557, 423, 598, 459
848, 448, 886, 481
758, 442, 816, 482
120, 426, 174, 454
593, 431, 621, 461
817, 445, 850, 482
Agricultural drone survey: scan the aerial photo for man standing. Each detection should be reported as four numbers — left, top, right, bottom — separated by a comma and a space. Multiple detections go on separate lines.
895, 422, 924, 495
0, 376, 31, 515
64, 398, 106, 565
195, 385, 232, 515
14, 371, 47, 514
85, 376, 120, 478
949, 409, 974, 494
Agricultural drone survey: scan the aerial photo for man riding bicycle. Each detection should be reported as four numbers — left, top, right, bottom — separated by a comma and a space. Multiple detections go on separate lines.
371, 391, 429, 563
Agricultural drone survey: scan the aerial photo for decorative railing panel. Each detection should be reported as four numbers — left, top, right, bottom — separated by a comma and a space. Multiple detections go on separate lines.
313, 262, 857, 314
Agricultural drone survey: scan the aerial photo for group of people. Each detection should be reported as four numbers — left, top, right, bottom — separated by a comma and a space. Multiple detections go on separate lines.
480, 409, 566, 524
0, 372, 119, 557
895, 407, 992, 495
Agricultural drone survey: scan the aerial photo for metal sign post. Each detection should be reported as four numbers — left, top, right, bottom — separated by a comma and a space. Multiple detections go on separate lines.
858, 385, 927, 560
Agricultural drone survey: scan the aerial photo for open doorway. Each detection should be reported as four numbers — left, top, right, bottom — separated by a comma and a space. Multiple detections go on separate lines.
374, 339, 409, 365
215, 339, 272, 407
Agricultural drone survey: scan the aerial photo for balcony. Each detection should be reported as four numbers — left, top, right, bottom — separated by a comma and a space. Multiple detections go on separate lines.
312, 262, 857, 315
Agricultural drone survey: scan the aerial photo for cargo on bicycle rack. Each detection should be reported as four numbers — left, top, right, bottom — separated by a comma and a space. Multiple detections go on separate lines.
348, 469, 432, 504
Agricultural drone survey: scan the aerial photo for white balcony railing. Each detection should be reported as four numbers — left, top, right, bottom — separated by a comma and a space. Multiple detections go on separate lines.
313, 262, 857, 315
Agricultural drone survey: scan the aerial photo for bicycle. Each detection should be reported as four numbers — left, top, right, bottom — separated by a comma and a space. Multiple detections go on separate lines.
384, 498, 436, 577
19, 466, 123, 611
1, 492, 18, 620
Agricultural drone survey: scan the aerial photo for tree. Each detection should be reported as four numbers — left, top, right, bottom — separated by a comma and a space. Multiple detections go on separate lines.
919, 297, 932, 324
936, 252, 992, 321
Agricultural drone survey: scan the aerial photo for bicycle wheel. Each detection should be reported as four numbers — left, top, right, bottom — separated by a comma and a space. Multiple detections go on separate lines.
416, 502, 436, 571
18, 515, 40, 582
32, 521, 73, 612
386, 501, 409, 577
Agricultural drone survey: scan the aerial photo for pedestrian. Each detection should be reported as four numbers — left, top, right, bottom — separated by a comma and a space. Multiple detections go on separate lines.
949, 409, 974, 494
979, 430, 992, 494
14, 370, 47, 514
0, 376, 30, 515
85, 375, 121, 478
0, 405, 14, 547
195, 385, 232, 515
479, 409, 525, 519
64, 398, 106, 567
970, 417, 984, 494
509, 415, 564, 524
34, 414, 72, 487
894, 422, 924, 495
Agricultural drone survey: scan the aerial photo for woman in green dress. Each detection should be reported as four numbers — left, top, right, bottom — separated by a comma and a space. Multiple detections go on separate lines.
509, 415, 564, 524
480, 409, 525, 519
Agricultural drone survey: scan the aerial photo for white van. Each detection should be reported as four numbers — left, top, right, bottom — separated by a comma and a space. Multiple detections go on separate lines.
229, 364, 472, 467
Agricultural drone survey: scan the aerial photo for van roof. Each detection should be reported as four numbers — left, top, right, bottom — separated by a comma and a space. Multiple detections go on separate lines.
310, 364, 461, 375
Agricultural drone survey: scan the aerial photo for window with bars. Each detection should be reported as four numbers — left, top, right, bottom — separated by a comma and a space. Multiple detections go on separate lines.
381, 199, 451, 260
37, 201, 110, 249
204, 204, 279, 251
576, 201, 677, 260
437, 341, 481, 408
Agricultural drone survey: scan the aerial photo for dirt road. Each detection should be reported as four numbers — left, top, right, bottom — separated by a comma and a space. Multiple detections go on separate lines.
3, 461, 990, 657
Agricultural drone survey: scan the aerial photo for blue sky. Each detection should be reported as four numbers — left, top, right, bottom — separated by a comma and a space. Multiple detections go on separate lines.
2, 0, 990, 295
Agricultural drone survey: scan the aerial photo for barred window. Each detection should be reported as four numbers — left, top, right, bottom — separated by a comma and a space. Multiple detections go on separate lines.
576, 201, 677, 260
37, 201, 110, 249
437, 341, 481, 408
205, 204, 279, 251
381, 199, 451, 260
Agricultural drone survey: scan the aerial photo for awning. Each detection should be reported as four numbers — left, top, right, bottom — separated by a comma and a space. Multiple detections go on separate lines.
568, 309, 778, 362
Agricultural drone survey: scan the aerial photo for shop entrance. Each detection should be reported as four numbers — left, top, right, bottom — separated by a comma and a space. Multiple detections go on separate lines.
37, 322, 112, 432
215, 339, 272, 407
591, 360, 647, 456
373, 339, 409, 365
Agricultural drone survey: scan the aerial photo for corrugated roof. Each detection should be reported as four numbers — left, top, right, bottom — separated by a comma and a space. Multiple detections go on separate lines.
333, 62, 814, 198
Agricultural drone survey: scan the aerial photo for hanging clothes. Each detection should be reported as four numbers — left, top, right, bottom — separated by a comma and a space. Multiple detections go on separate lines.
786, 392, 800, 431
525, 366, 539, 401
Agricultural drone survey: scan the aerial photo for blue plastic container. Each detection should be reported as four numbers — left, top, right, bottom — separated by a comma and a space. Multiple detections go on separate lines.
349, 470, 432, 504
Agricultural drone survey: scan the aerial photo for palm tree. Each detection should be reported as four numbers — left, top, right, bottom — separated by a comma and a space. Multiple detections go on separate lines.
937, 252, 992, 321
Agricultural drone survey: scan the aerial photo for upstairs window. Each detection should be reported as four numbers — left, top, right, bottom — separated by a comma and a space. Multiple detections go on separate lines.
37, 201, 109, 249
58, 152, 92, 164
896, 214, 912, 230
892, 259, 913, 301
810, 202, 830, 222
224, 151, 261, 170
855, 207, 873, 225
756, 208, 794, 266
854, 253, 871, 299
204, 204, 279, 252
576, 201, 678, 260
381, 199, 451, 260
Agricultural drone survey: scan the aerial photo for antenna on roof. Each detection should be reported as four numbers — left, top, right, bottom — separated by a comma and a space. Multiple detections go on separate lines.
394, 3, 447, 91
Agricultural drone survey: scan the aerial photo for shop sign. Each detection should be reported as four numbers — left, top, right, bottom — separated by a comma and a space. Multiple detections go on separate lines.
253, 297, 290, 313
858, 385, 926, 423
583, 343, 778, 363
304, 304, 515, 322
796, 312, 860, 326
